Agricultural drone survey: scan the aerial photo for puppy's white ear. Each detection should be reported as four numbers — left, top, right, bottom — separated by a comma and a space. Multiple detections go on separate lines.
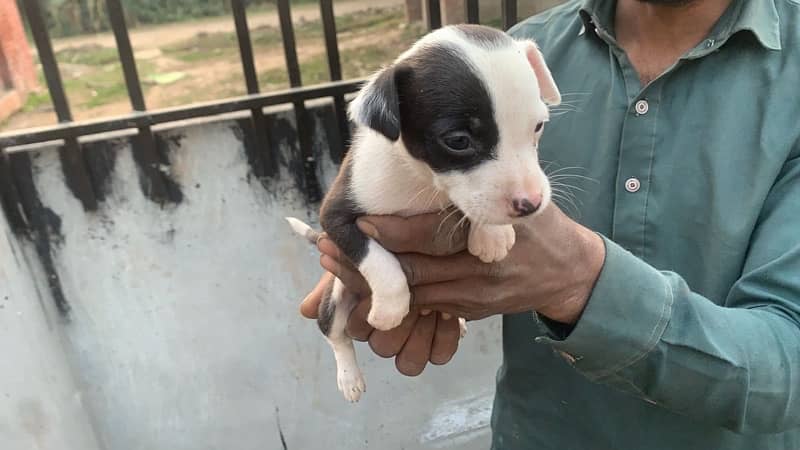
348, 65, 404, 141
517, 40, 561, 106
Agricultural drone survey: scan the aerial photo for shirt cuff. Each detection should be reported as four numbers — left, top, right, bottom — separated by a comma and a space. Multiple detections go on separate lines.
535, 235, 675, 381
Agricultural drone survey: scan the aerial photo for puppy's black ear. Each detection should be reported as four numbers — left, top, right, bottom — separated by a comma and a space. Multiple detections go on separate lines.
349, 65, 409, 141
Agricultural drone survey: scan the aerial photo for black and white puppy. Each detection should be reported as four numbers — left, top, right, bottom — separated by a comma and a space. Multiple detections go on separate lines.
287, 24, 560, 402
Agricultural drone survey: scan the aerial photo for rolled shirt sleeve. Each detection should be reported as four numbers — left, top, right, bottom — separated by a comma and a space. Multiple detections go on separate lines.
536, 155, 800, 434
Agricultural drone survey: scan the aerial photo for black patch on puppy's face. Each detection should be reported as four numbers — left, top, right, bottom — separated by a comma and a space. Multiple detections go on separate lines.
395, 44, 499, 173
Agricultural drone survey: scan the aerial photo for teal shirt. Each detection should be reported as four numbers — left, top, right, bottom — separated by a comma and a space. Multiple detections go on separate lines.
494, 1, 800, 448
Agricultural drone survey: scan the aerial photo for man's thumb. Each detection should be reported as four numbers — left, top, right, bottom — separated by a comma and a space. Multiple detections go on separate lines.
299, 272, 335, 319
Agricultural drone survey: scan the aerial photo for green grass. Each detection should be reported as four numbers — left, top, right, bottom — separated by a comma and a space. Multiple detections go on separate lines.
22, 61, 159, 112
54, 45, 121, 66
258, 22, 425, 90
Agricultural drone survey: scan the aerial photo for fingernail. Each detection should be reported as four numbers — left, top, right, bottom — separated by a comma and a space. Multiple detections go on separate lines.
421, 309, 431, 316
357, 218, 379, 239
441, 313, 452, 320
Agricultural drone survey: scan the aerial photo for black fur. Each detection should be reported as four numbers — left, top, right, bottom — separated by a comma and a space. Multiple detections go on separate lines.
319, 153, 369, 265
354, 68, 401, 142
452, 24, 514, 48
317, 278, 336, 336
394, 44, 500, 172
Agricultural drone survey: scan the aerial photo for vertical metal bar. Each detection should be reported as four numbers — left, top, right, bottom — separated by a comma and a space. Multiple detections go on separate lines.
465, 0, 480, 24
105, 0, 172, 203
277, 0, 303, 88
320, 0, 342, 82
20, 0, 97, 211
320, 0, 350, 162
277, 0, 321, 202
106, 0, 146, 111
501, 0, 518, 30
426, 0, 442, 30
20, 0, 72, 123
232, 0, 260, 95
231, 0, 275, 177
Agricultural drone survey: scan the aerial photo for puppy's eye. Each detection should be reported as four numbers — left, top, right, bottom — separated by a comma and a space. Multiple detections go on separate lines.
441, 132, 473, 153
535, 122, 544, 132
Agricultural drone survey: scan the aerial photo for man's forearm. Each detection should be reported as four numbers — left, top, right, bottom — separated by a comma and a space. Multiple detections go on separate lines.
537, 237, 800, 434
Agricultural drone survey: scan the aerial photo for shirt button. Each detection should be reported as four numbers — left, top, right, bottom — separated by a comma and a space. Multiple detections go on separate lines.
634, 99, 649, 115
625, 177, 641, 193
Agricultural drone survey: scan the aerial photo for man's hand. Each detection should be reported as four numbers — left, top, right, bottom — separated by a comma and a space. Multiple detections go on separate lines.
321, 204, 604, 322
299, 266, 463, 377
299, 204, 604, 374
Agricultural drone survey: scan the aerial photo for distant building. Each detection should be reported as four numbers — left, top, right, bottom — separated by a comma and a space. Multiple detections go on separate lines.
0, 0, 37, 123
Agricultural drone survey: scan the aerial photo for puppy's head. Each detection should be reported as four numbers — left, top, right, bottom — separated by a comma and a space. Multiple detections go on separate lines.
349, 24, 560, 225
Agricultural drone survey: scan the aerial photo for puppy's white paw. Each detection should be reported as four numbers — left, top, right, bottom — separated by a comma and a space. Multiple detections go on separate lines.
337, 367, 366, 402
468, 224, 516, 263
458, 317, 468, 338
367, 290, 411, 331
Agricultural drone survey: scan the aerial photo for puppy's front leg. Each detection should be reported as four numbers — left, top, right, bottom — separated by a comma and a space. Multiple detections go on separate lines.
320, 211, 410, 331
468, 224, 516, 263
359, 239, 411, 331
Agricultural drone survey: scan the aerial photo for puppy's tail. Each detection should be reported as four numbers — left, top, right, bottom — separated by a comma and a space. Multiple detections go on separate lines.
285, 217, 321, 245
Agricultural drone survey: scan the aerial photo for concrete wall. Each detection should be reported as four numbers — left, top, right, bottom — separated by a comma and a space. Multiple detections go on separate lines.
0, 184, 100, 449
1, 103, 503, 449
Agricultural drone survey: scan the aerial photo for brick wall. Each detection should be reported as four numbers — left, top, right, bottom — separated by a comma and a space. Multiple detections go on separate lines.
0, 0, 37, 122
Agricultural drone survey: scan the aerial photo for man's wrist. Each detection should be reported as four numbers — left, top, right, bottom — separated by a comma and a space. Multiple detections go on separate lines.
537, 224, 606, 325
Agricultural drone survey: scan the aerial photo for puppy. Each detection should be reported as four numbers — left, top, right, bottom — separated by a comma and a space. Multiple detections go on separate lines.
288, 24, 560, 402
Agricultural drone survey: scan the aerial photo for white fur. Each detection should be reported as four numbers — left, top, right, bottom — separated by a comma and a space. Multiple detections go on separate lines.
359, 239, 411, 330
348, 28, 554, 226
325, 278, 365, 402
285, 216, 317, 243
468, 223, 516, 263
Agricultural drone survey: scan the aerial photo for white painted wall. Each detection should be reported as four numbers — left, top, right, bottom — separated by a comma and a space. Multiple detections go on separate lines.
4, 110, 503, 450
0, 194, 100, 449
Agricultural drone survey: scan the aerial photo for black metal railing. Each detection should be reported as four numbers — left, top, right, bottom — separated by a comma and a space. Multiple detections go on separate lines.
0, 0, 519, 211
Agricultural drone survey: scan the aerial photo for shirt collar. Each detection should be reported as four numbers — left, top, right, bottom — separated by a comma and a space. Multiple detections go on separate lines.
578, 0, 781, 51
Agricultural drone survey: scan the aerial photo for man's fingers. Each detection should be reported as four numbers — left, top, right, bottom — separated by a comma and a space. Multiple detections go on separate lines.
299, 272, 335, 319
396, 311, 436, 376
317, 237, 362, 274
346, 298, 373, 342
430, 313, 461, 365
369, 310, 419, 358
357, 213, 468, 256
397, 251, 492, 286
320, 254, 371, 296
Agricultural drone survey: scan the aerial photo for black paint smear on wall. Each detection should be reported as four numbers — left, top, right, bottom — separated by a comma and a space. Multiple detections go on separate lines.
152, 132, 186, 205
7, 151, 71, 317
82, 139, 121, 202
232, 102, 352, 203
0, 152, 28, 234
132, 132, 183, 205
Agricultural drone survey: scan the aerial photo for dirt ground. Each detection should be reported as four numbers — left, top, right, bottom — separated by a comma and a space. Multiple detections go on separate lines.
51, 0, 402, 52
1, 0, 410, 132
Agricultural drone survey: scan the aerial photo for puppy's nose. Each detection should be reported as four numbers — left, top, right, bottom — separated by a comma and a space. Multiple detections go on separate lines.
511, 194, 542, 217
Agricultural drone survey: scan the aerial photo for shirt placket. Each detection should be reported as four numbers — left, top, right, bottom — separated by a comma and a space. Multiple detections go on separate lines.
595, 25, 662, 258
